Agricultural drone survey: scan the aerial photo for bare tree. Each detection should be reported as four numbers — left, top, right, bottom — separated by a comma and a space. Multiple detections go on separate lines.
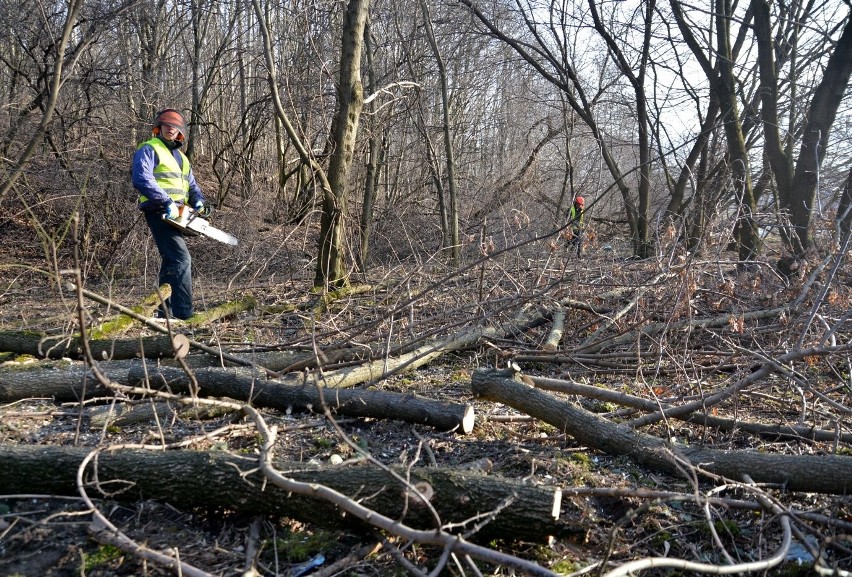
421, 0, 461, 264
670, 0, 761, 263
0, 0, 87, 206
456, 0, 651, 257
316, 0, 370, 287
753, 0, 852, 259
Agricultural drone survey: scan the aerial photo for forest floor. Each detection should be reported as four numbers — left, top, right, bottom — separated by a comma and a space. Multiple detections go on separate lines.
1, 223, 851, 577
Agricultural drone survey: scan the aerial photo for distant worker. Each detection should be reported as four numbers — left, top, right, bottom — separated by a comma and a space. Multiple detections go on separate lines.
132, 108, 209, 320
565, 196, 585, 258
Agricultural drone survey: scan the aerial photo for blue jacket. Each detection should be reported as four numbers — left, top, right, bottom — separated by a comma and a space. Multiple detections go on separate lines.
132, 136, 205, 212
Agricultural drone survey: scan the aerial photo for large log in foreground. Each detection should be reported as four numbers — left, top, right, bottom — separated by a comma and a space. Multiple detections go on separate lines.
0, 444, 579, 542
130, 364, 475, 433
471, 368, 852, 495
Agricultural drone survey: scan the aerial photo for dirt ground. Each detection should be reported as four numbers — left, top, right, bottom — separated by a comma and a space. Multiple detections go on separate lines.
2, 222, 852, 576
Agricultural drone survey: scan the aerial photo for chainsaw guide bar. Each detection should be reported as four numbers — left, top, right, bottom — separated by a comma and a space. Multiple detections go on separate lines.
163, 205, 239, 246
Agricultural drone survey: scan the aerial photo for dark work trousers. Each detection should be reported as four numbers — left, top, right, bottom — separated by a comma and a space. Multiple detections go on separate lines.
144, 210, 193, 319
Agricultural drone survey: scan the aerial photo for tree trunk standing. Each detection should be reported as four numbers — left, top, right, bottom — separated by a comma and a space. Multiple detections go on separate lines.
396, 12, 449, 251
186, 0, 205, 160
838, 167, 852, 241
716, 0, 760, 262
671, 0, 760, 262
120, 19, 139, 147
786, 18, 852, 255
663, 97, 719, 248
186, 0, 240, 178
315, 0, 370, 288
358, 19, 380, 271
554, 101, 575, 228
421, 0, 460, 264
587, 0, 655, 258
753, 1, 852, 258
252, 0, 335, 229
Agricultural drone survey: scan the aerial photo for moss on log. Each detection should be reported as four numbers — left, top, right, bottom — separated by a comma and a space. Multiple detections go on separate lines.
89, 285, 171, 339
185, 295, 257, 326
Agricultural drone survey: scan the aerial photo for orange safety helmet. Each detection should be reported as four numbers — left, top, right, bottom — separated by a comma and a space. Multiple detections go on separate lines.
152, 109, 187, 141
574, 196, 585, 207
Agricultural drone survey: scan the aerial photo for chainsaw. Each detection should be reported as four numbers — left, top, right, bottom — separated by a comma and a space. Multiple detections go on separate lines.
163, 204, 239, 246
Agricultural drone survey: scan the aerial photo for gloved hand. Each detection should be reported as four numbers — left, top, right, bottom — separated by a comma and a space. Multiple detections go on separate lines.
193, 201, 211, 218
163, 201, 179, 220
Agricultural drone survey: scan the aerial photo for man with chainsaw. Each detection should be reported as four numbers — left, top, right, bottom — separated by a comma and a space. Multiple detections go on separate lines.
564, 196, 585, 258
132, 108, 209, 320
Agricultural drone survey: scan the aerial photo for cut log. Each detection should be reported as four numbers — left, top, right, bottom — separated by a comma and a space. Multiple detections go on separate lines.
541, 307, 565, 351
88, 401, 177, 429
0, 444, 581, 542
0, 331, 186, 360
128, 364, 475, 433
311, 284, 375, 315
88, 400, 237, 429
71, 283, 276, 374
0, 360, 135, 402
471, 367, 852, 495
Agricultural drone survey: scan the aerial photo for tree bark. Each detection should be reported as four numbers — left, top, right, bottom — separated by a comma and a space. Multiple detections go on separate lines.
671, 0, 760, 262
0, 332, 183, 361
753, 0, 852, 257
87, 285, 171, 339
587, 0, 655, 257
315, 0, 369, 287
420, 0, 460, 264
0, 445, 580, 542
357, 18, 380, 271
786, 16, 852, 254
0, 360, 133, 402
471, 368, 852, 494
541, 308, 565, 352
838, 167, 852, 241
129, 364, 475, 433
186, 295, 257, 325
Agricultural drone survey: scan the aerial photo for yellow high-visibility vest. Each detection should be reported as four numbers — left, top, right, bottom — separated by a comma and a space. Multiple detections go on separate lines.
137, 137, 191, 204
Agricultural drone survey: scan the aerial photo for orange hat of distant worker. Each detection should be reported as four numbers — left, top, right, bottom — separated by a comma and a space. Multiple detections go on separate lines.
574, 196, 585, 206
152, 109, 187, 141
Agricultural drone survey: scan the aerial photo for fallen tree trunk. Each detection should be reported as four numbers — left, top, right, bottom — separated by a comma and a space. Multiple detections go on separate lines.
0, 332, 185, 361
530, 374, 852, 443
86, 400, 236, 429
471, 367, 852, 495
0, 444, 580, 542
0, 360, 134, 402
185, 295, 257, 326
0, 358, 474, 433
129, 364, 475, 433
